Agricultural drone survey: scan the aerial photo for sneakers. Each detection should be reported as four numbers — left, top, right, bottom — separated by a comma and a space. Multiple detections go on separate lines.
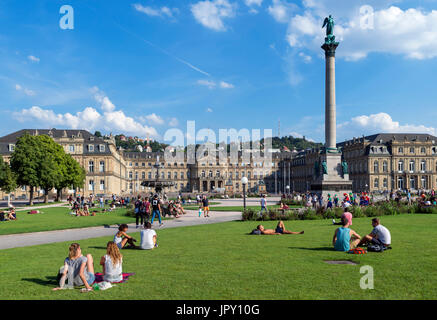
332, 219, 336, 225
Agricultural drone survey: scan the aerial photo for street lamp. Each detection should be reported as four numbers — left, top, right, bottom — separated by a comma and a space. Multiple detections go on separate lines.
286, 185, 290, 195
241, 177, 248, 211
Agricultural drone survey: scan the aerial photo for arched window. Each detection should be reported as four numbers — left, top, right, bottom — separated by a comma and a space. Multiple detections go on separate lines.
383, 161, 388, 173
421, 147, 426, 154
383, 178, 388, 188
374, 178, 379, 189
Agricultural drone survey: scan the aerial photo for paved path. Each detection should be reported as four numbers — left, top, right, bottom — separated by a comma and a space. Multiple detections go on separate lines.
0, 210, 241, 250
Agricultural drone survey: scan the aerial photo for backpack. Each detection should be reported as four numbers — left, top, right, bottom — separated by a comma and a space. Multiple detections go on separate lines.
250, 229, 262, 235
348, 247, 367, 254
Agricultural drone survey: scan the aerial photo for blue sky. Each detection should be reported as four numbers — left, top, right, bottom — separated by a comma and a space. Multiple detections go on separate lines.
1, 0, 437, 144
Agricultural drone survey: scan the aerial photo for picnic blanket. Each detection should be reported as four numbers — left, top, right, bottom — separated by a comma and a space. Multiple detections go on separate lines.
94, 272, 135, 284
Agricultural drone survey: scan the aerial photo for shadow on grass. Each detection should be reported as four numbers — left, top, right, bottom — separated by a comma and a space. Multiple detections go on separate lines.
88, 246, 108, 249
288, 246, 334, 252
22, 276, 57, 287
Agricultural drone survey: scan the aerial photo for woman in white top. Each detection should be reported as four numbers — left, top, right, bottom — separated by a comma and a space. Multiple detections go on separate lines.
100, 241, 123, 282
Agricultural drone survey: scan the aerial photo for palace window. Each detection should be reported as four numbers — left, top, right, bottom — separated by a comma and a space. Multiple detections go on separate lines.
69, 145, 75, 153
135, 172, 138, 180
99, 145, 105, 152
100, 180, 105, 191
398, 160, 404, 172
161, 172, 165, 179
420, 160, 426, 172
209, 170, 213, 178
374, 178, 379, 188
129, 171, 132, 179
168, 172, 171, 179
383, 178, 388, 188
383, 161, 388, 173
421, 176, 427, 189
398, 147, 403, 154
216, 170, 220, 177
180, 172, 184, 179
397, 177, 404, 190
373, 161, 379, 173
421, 147, 426, 154
99, 161, 105, 173
148, 172, 152, 179
88, 180, 94, 191
142, 172, 145, 179
409, 160, 415, 172
410, 147, 415, 154
88, 161, 94, 173
8, 144, 15, 152
174, 172, 178, 179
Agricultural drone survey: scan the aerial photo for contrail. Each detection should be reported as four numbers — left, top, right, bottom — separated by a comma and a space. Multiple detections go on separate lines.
82, 2, 211, 77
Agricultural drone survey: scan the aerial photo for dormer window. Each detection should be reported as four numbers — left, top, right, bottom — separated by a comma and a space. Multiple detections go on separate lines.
88, 145, 94, 152
8, 144, 15, 152
90, 136, 95, 141
99, 145, 105, 152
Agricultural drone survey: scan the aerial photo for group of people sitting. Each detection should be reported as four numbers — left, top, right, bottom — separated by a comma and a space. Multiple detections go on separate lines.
0, 207, 17, 221
53, 221, 159, 292
332, 209, 392, 252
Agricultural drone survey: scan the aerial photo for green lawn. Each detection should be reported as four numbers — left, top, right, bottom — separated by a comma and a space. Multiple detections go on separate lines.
1, 214, 436, 300
0, 206, 136, 235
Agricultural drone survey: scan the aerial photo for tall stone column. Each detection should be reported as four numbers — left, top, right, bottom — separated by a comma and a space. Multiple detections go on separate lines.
322, 42, 339, 151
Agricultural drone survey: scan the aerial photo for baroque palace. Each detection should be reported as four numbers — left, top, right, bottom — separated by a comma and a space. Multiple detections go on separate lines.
1, 129, 437, 200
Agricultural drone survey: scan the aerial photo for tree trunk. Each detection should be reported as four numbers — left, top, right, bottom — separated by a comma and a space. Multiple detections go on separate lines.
29, 187, 34, 206
56, 189, 62, 202
44, 188, 49, 203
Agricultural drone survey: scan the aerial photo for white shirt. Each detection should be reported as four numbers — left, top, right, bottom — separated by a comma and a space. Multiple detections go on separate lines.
372, 225, 391, 245
140, 229, 157, 250
103, 255, 123, 282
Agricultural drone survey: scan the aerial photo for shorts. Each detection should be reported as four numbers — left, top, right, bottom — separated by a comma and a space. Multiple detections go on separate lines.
86, 272, 95, 285
275, 227, 284, 234
371, 238, 387, 246
203, 206, 209, 211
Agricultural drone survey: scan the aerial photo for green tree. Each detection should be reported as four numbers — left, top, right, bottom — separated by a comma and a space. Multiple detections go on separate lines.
10, 133, 42, 205
54, 154, 86, 201
0, 157, 17, 206
94, 131, 102, 137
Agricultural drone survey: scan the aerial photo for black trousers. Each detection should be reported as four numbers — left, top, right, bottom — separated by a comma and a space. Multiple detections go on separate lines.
136, 212, 146, 225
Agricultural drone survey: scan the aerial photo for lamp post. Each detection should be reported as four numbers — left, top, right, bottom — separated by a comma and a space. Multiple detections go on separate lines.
286, 185, 290, 195
241, 177, 248, 211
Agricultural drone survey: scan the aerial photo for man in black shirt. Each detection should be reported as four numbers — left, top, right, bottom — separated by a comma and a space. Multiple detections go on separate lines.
151, 194, 163, 226
135, 196, 145, 228
202, 195, 210, 217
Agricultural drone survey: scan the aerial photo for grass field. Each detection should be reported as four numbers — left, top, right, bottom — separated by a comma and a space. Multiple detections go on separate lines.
0, 206, 136, 235
1, 214, 436, 300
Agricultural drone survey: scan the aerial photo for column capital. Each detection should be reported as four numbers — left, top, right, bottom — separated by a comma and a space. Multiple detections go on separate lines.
322, 42, 339, 57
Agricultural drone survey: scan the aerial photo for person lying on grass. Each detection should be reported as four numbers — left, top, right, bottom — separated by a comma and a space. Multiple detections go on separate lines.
100, 241, 123, 282
53, 243, 95, 292
114, 224, 137, 249
358, 217, 391, 248
256, 221, 304, 235
332, 216, 361, 252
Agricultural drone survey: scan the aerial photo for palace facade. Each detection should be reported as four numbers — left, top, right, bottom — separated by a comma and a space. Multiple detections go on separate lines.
2, 129, 436, 200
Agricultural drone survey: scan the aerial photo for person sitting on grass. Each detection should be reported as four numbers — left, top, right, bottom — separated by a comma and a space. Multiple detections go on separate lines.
114, 224, 137, 249
332, 208, 353, 225
100, 241, 123, 282
332, 216, 361, 252
53, 243, 95, 292
140, 222, 158, 250
83, 203, 90, 216
358, 217, 391, 248
7, 208, 17, 220
256, 221, 304, 235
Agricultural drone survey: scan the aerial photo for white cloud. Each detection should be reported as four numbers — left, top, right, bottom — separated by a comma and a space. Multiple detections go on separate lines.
285, 2, 437, 60
197, 79, 234, 89
197, 79, 217, 89
268, 0, 297, 23
299, 52, 312, 63
13, 88, 160, 138
245, 0, 263, 13
191, 0, 237, 31
206, 107, 214, 113
133, 4, 179, 18
28, 55, 40, 63
144, 113, 164, 125
169, 117, 179, 127
15, 84, 35, 96
338, 113, 437, 139
219, 81, 234, 89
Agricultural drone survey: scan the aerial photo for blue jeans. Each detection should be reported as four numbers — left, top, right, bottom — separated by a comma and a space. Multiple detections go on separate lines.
151, 209, 161, 224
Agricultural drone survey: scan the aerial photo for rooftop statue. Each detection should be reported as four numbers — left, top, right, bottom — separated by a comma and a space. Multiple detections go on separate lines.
322, 15, 338, 45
